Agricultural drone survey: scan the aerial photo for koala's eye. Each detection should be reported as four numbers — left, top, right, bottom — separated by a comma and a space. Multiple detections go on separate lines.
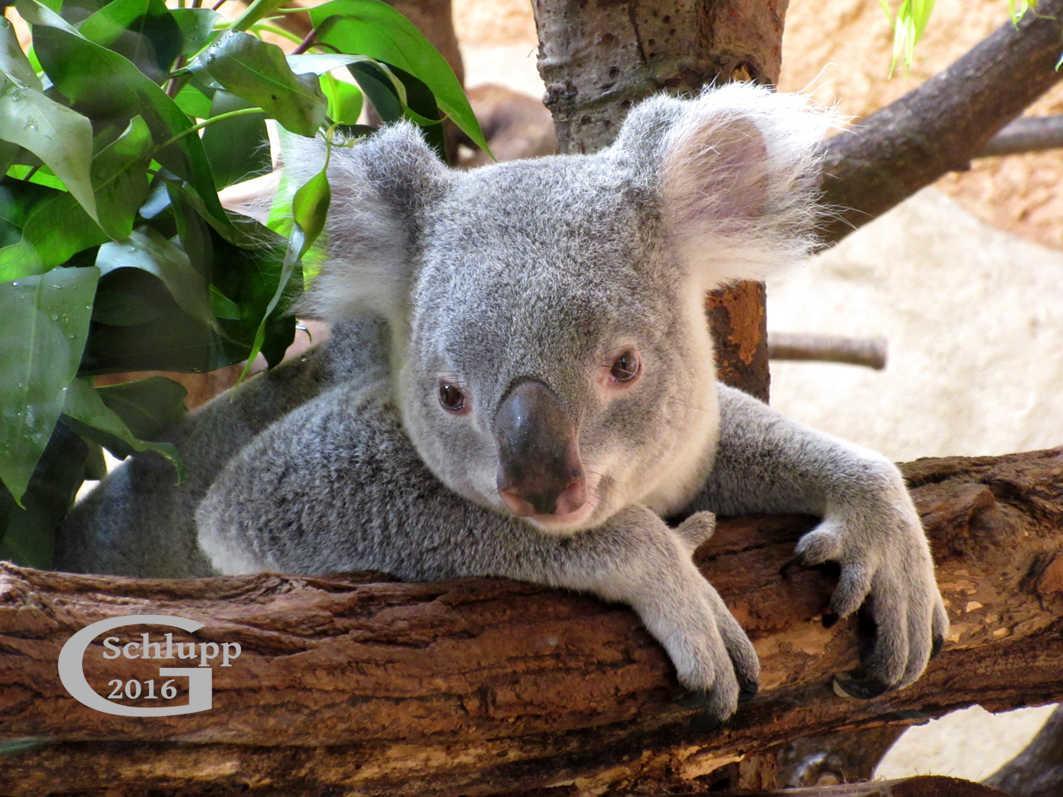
609, 350, 641, 384
438, 381, 468, 414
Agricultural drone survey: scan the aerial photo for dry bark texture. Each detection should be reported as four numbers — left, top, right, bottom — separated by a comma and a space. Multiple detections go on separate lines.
533, 0, 791, 401
1, 448, 1060, 795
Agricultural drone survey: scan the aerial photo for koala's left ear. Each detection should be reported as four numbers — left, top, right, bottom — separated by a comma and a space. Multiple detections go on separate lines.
614, 83, 838, 289
283, 122, 451, 326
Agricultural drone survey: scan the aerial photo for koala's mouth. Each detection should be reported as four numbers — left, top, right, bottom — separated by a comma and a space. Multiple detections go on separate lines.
509, 471, 605, 535
522, 495, 601, 534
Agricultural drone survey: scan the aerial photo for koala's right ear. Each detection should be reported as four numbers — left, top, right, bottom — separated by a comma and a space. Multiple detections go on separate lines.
612, 83, 838, 290
284, 122, 450, 325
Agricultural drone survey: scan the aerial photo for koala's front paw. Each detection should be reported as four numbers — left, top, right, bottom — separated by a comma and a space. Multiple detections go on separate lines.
668, 578, 761, 722
793, 480, 949, 698
641, 515, 760, 723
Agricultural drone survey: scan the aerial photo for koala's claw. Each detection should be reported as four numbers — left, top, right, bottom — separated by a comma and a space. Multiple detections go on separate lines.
930, 633, 945, 659
738, 677, 759, 702
657, 577, 759, 723
832, 670, 892, 700
795, 502, 949, 697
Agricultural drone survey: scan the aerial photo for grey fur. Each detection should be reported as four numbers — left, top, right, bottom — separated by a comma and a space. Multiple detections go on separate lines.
56, 84, 946, 720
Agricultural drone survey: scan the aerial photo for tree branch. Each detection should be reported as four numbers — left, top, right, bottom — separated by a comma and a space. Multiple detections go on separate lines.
1, 448, 1061, 795
818, 2, 1063, 246
980, 115, 1063, 157
768, 334, 887, 370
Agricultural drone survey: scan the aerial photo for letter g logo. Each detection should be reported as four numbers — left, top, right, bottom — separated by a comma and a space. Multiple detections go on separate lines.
58, 614, 213, 717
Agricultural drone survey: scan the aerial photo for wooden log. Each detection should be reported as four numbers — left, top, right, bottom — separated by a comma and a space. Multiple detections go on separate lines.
0, 448, 1060, 795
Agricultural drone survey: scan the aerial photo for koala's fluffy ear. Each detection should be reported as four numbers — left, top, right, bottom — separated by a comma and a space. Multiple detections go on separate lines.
615, 83, 837, 289
284, 122, 450, 324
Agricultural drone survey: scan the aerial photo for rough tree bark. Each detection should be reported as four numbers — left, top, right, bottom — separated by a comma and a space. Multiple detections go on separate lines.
533, 0, 791, 400
2, 449, 1060, 795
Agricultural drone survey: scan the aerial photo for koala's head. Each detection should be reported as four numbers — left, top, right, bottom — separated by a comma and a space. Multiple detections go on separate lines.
294, 83, 833, 534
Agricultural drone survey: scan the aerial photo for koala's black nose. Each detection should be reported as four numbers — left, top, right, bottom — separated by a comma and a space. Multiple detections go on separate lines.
495, 379, 586, 517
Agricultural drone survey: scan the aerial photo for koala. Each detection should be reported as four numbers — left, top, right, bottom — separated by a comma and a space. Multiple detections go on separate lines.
57, 83, 948, 722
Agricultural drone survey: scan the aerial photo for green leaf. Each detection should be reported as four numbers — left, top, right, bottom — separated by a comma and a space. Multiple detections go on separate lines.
83, 439, 107, 479
0, 19, 43, 89
0, 190, 107, 281
321, 72, 363, 125
167, 179, 212, 275
202, 91, 271, 189
310, 0, 489, 152
18, 0, 230, 232
173, 81, 214, 119
83, 308, 232, 373
0, 266, 99, 504
240, 148, 329, 379
0, 24, 98, 221
91, 266, 169, 326
170, 7, 220, 57
62, 377, 183, 478
77, 0, 181, 81
347, 59, 403, 123
229, 0, 288, 34
1007, 0, 1031, 26
56, 0, 109, 23
291, 160, 332, 247
91, 115, 153, 240
210, 286, 242, 320
96, 376, 187, 439
96, 228, 215, 328
199, 31, 327, 137
0, 421, 90, 567
84, 186, 295, 374
885, 0, 936, 76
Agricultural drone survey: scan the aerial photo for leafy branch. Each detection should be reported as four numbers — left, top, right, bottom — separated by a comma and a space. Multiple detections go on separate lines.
878, 0, 1061, 74
0, 0, 488, 566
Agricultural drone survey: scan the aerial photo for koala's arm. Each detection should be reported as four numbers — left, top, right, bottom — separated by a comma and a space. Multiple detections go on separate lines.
690, 383, 949, 696
196, 381, 759, 720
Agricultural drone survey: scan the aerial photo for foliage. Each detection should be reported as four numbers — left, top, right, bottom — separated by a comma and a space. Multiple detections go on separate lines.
878, 1, 1061, 75
878, 0, 937, 76
0, 0, 486, 566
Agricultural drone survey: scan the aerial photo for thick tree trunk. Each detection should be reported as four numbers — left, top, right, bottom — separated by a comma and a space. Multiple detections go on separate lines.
2, 448, 1060, 795
533, 0, 790, 400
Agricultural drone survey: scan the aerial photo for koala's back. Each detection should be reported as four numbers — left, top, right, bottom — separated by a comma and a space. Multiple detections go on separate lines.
54, 316, 390, 577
